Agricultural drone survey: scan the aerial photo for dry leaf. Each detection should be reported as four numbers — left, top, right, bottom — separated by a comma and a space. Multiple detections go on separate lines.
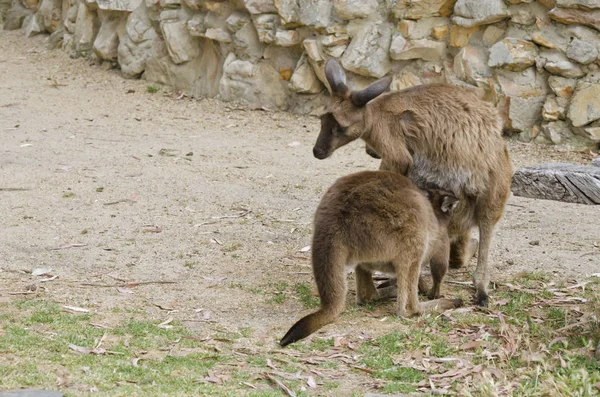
298, 245, 311, 252
63, 305, 90, 313
265, 373, 296, 397
495, 298, 509, 306
287, 141, 301, 148
203, 311, 212, 320
158, 317, 174, 329
460, 340, 482, 351
32, 268, 53, 276
266, 358, 277, 371
116, 287, 134, 294
307, 375, 317, 388
132, 358, 141, 367
69, 344, 91, 354
242, 382, 256, 389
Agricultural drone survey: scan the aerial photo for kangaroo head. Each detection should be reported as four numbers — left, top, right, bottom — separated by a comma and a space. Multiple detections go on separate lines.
422, 188, 460, 221
312, 59, 392, 160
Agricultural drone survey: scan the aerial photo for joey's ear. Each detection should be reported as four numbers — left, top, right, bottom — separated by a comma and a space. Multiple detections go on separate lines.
325, 59, 348, 95
441, 195, 459, 213
351, 76, 393, 107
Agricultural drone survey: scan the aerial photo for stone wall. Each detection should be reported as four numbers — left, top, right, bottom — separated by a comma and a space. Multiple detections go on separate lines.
4, 0, 600, 149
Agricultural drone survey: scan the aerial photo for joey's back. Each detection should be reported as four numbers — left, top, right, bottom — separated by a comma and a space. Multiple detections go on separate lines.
364, 84, 507, 195
314, 171, 447, 260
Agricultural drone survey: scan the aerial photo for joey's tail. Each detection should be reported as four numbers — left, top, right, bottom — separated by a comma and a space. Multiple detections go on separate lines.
279, 309, 338, 347
280, 234, 347, 347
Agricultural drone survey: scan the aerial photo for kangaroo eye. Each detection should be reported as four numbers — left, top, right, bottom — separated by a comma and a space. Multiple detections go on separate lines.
334, 125, 347, 135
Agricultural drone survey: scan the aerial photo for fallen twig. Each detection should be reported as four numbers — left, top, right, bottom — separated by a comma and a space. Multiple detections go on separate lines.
0, 187, 31, 191
265, 373, 296, 397
79, 280, 177, 288
351, 365, 376, 374
210, 210, 251, 220
7, 291, 39, 295
50, 243, 87, 250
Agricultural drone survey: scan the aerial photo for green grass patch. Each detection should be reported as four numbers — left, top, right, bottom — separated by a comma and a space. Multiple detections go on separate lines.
294, 282, 320, 309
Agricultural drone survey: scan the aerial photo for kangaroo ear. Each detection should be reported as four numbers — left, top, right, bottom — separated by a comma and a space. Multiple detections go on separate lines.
325, 59, 348, 95
441, 195, 459, 213
351, 76, 393, 107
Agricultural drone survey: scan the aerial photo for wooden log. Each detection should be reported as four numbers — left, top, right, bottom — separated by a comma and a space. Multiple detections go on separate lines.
511, 162, 600, 205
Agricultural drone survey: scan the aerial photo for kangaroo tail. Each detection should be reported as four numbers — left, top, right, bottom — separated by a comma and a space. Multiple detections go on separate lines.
280, 309, 336, 347
280, 233, 347, 347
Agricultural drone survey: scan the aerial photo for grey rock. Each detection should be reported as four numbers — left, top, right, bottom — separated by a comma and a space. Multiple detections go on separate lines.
252, 13, 279, 44
160, 20, 200, 64
482, 25, 505, 45
548, 76, 576, 97
509, 6, 536, 25
118, 2, 158, 77
566, 39, 598, 64
4, 0, 33, 30
160, 9, 179, 21
390, 38, 446, 61
593, 157, 600, 167
556, 0, 600, 8
333, 0, 379, 20
273, 0, 298, 25
320, 33, 349, 47
542, 95, 566, 121
226, 12, 264, 61
145, 38, 223, 97
187, 13, 206, 35
96, 0, 143, 12
303, 38, 323, 61
205, 27, 232, 43
399, 16, 449, 40
341, 20, 392, 78
511, 162, 600, 204
94, 11, 128, 61
323, 43, 347, 58
275, 29, 300, 46
508, 95, 545, 132
538, 50, 585, 78
298, 0, 332, 28
22, 11, 43, 36
488, 38, 537, 72
541, 120, 572, 143
497, 67, 548, 98
159, 0, 180, 7
37, 0, 61, 32
392, 0, 456, 20
244, 0, 277, 14
219, 53, 290, 110
73, 1, 100, 57
568, 81, 600, 127
453, 45, 492, 85
274, 0, 332, 28
452, 0, 509, 28
548, 6, 600, 32
290, 53, 323, 93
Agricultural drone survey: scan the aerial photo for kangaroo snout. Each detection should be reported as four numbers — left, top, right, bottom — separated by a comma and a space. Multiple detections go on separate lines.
313, 146, 329, 159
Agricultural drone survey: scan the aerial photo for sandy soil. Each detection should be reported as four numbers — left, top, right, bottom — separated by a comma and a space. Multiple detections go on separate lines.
0, 30, 599, 393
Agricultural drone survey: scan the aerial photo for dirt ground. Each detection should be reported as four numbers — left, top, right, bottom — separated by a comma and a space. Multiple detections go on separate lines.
1, 30, 599, 394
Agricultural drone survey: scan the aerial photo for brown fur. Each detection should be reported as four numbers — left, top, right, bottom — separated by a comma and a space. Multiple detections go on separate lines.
279, 171, 462, 347
313, 59, 513, 306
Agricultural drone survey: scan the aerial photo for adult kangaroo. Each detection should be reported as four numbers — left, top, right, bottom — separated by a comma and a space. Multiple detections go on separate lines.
313, 59, 513, 306
280, 171, 462, 347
